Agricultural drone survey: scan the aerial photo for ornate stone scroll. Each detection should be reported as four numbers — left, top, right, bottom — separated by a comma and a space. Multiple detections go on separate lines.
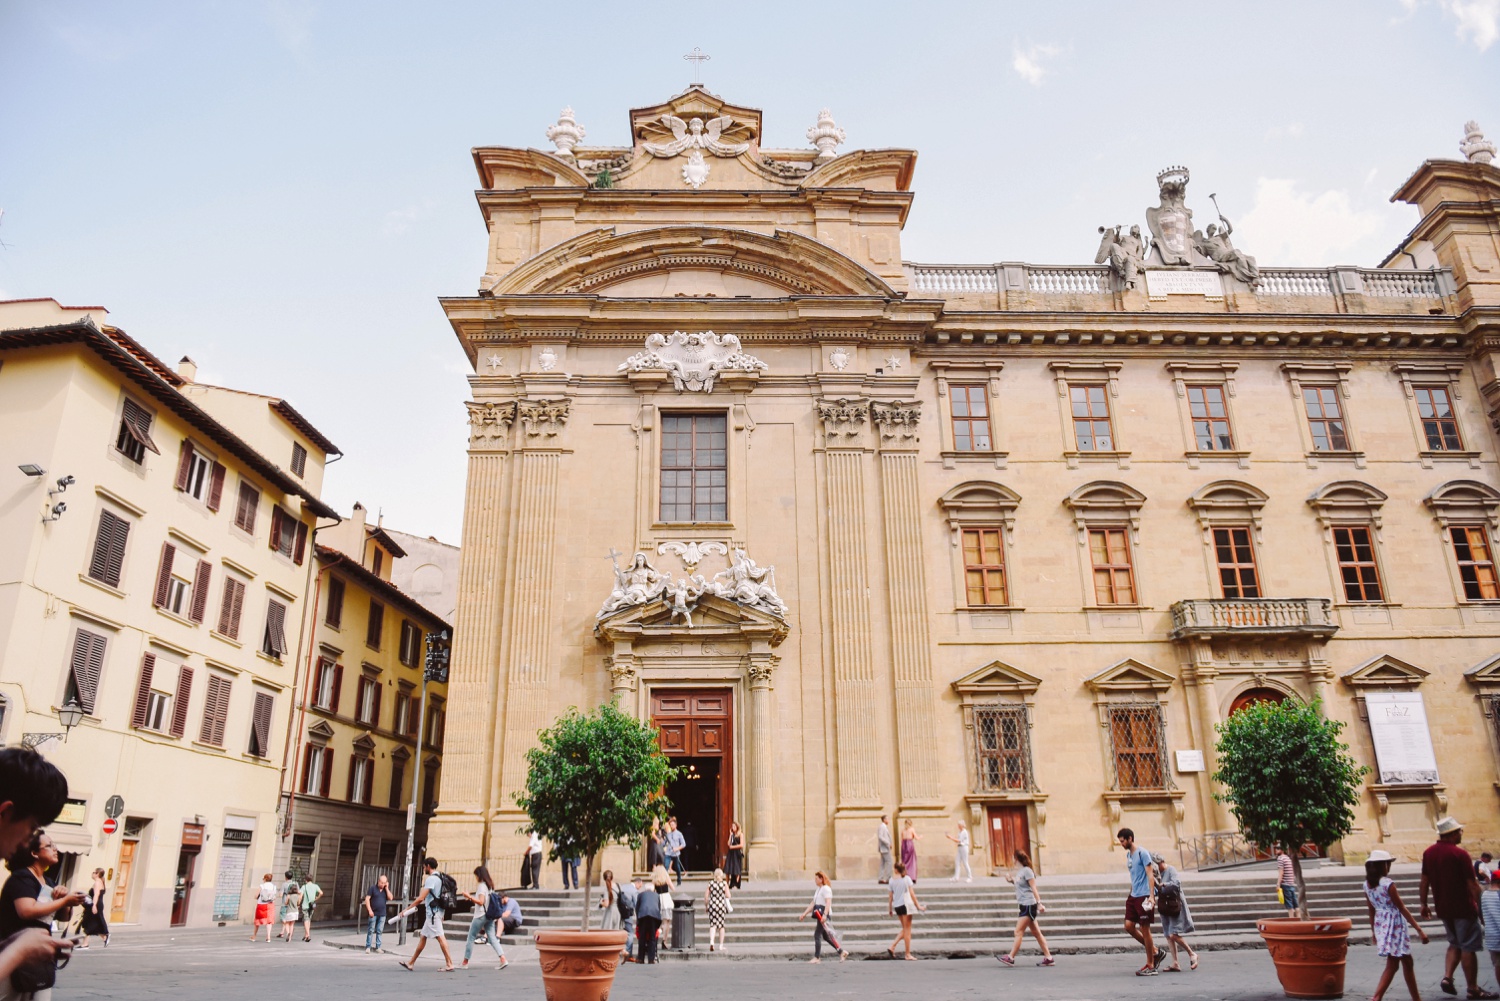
657, 540, 728, 570
618, 331, 766, 392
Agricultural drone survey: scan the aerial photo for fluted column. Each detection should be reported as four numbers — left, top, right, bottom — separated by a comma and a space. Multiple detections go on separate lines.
746, 647, 781, 877
872, 402, 942, 807
426, 402, 515, 864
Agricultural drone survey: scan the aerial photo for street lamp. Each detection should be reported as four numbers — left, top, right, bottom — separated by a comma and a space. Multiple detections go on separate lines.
22, 699, 86, 750
397, 628, 451, 945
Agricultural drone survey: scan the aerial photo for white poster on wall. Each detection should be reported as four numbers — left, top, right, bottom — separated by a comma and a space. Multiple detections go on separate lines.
1366, 692, 1439, 785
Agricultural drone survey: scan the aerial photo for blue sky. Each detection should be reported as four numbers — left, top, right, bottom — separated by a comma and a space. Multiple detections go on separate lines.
2, 1, 1496, 542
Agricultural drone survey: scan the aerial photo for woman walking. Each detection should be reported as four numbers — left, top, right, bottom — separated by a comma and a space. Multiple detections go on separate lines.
900, 820, 920, 883
886, 861, 926, 960
725, 822, 745, 890
280, 881, 302, 943
1152, 853, 1198, 972
78, 868, 109, 948
704, 868, 732, 952
997, 850, 1053, 967
460, 866, 507, 970
798, 871, 848, 962
2, 831, 86, 1001
647, 820, 665, 871
251, 873, 277, 942
598, 870, 622, 932
1364, 849, 1428, 1001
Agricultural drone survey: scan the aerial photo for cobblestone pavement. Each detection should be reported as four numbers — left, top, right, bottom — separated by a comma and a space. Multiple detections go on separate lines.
53, 927, 1500, 1001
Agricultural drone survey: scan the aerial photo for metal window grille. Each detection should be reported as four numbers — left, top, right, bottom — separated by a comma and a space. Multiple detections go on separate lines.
972, 705, 1034, 792
1107, 702, 1172, 791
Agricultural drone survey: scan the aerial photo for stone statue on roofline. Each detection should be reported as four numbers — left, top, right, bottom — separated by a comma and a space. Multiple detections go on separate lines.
1095, 224, 1146, 289
1194, 194, 1260, 285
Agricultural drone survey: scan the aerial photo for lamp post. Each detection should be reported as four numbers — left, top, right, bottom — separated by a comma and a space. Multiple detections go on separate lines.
397, 628, 450, 946
22, 699, 85, 750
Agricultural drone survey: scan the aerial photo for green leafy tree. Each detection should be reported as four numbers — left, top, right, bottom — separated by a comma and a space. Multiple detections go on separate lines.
515, 702, 678, 930
1213, 698, 1367, 918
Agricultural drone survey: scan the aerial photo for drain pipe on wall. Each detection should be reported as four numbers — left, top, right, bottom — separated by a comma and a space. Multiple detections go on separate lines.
278, 515, 340, 844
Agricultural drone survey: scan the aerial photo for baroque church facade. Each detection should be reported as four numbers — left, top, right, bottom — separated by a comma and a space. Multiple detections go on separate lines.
427, 88, 1500, 878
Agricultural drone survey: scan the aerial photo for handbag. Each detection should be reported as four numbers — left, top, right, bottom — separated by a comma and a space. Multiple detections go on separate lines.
4, 930, 57, 995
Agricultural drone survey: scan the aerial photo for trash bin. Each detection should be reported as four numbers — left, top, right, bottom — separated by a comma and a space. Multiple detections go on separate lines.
670, 899, 696, 950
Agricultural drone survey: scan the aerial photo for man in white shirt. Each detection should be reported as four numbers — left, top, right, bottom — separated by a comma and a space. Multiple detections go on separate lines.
399, 858, 454, 971
524, 831, 544, 889
947, 822, 973, 882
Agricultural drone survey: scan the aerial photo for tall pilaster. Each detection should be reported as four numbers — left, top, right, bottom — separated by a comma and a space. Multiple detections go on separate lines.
426, 402, 514, 864
872, 401, 942, 808
746, 645, 782, 878
817, 398, 883, 875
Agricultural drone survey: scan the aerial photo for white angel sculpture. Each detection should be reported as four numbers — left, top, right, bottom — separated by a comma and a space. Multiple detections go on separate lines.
642, 115, 750, 158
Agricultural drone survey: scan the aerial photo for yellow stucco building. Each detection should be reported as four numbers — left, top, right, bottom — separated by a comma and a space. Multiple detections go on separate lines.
0, 299, 337, 926
423, 91, 1500, 880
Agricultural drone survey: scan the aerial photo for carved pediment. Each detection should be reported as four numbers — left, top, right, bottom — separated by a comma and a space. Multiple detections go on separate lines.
951, 660, 1042, 698
352, 733, 377, 753
1085, 658, 1175, 693
596, 592, 788, 646
307, 720, 336, 742
1342, 654, 1429, 688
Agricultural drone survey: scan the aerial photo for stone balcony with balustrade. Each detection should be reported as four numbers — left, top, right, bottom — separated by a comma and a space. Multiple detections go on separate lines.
1168, 597, 1339, 642
902, 261, 1456, 317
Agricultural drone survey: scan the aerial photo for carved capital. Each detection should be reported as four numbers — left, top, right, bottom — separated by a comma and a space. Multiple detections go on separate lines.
816, 397, 870, 448
466, 401, 517, 449
606, 655, 638, 694
518, 398, 570, 441
747, 654, 780, 690
871, 400, 921, 449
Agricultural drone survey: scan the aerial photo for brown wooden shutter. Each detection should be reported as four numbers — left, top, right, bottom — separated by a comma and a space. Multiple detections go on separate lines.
250, 692, 274, 757
268, 506, 283, 551
154, 542, 177, 607
346, 757, 357, 801
371, 683, 383, 729
69, 629, 106, 714
218, 578, 242, 637
293, 520, 308, 565
265, 600, 288, 657
130, 653, 156, 729
325, 577, 344, 628
169, 666, 194, 737
206, 463, 226, 511
88, 510, 130, 587
189, 560, 212, 623
199, 674, 231, 746
121, 399, 161, 454
236, 482, 259, 533
320, 750, 333, 798
330, 663, 343, 713
362, 760, 374, 805
175, 440, 194, 491
300, 744, 313, 792
366, 602, 383, 649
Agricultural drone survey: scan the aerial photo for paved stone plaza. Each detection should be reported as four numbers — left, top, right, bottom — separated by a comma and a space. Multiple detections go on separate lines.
55, 927, 1492, 1001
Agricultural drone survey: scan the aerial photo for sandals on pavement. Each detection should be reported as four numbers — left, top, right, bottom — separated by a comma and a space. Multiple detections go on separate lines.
1442, 979, 1458, 996
1466, 990, 1499, 1000
1190, 955, 1199, 971
1162, 965, 1182, 973
398, 961, 413, 971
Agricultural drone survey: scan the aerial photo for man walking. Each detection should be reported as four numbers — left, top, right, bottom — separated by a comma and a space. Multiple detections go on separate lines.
523, 830, 544, 889
618, 877, 640, 961
1118, 828, 1165, 976
1274, 843, 1299, 917
362, 874, 391, 953
877, 816, 893, 884
1420, 817, 1497, 999
664, 817, 686, 885
299, 875, 323, 943
947, 822, 973, 882
399, 857, 455, 972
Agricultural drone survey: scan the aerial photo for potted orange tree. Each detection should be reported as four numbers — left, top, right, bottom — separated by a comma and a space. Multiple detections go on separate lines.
1213, 697, 1367, 1000
516, 702, 676, 1001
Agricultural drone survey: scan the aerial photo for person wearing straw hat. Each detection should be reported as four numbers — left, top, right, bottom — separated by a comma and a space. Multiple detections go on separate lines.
1365, 849, 1428, 1001
1420, 818, 1497, 1000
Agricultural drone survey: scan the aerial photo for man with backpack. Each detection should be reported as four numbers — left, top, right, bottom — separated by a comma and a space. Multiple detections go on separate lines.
617, 877, 640, 961
398, 858, 456, 972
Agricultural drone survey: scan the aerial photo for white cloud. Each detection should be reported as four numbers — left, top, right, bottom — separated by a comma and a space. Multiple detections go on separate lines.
1399, 0, 1499, 49
1012, 41, 1061, 86
1235, 178, 1386, 266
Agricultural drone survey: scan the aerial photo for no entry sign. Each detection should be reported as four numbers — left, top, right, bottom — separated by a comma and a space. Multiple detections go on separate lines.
102, 818, 118, 835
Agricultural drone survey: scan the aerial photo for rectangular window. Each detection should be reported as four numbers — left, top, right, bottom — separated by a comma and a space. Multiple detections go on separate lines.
291, 442, 308, 478
1213, 526, 1261, 598
115, 398, 159, 464
234, 482, 260, 533
973, 705, 1032, 792
1187, 385, 1234, 450
325, 577, 345, 628
87, 510, 131, 588
64, 627, 107, 715
1451, 526, 1499, 600
262, 599, 289, 659
1303, 386, 1349, 451
144, 690, 171, 732
1416, 387, 1463, 451
165, 574, 190, 616
389, 758, 407, 810
356, 676, 380, 726
961, 528, 1008, 606
372, 549, 384, 576
302, 745, 331, 797
659, 413, 727, 523
313, 659, 341, 711
268, 507, 297, 558
248, 691, 274, 757
399, 621, 420, 667
1109, 703, 1167, 790
217, 577, 246, 639
183, 449, 212, 501
366, 601, 384, 650
950, 384, 992, 452
1069, 384, 1114, 451
199, 674, 232, 747
394, 690, 412, 736
1088, 528, 1136, 605
422, 762, 439, 814
349, 756, 372, 805
1333, 525, 1384, 602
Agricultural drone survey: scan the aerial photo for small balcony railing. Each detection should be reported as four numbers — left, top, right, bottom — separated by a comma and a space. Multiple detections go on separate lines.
1169, 597, 1337, 640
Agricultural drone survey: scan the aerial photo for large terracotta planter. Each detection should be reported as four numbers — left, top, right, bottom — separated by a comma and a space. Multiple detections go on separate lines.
1256, 917, 1353, 999
533, 929, 628, 1001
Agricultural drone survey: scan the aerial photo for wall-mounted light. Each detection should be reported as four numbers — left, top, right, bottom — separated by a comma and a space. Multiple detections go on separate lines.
42, 502, 67, 524
22, 698, 85, 749
49, 475, 75, 497
18, 464, 45, 477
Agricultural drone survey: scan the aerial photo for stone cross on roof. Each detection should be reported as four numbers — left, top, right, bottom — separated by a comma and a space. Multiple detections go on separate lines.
684, 46, 710, 84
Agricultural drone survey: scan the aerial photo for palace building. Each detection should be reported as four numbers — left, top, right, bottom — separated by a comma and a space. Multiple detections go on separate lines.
427, 89, 1500, 879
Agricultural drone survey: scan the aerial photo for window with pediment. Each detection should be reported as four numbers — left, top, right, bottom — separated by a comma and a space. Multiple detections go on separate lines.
939, 482, 1022, 610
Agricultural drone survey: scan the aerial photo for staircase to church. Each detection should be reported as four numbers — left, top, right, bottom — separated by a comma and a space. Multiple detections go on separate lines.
445, 864, 1398, 959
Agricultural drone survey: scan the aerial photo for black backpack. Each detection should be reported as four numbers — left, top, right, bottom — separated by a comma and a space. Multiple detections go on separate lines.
437, 872, 459, 915
484, 890, 506, 922
1156, 883, 1182, 918
616, 889, 632, 920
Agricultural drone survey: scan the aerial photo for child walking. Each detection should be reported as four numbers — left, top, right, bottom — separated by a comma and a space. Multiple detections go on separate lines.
1364, 849, 1428, 1001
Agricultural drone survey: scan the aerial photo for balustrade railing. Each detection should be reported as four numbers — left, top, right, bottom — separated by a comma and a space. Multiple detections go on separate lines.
1358, 269, 1441, 297
1026, 266, 1111, 293
1170, 597, 1335, 634
1256, 269, 1334, 296
906, 264, 999, 293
